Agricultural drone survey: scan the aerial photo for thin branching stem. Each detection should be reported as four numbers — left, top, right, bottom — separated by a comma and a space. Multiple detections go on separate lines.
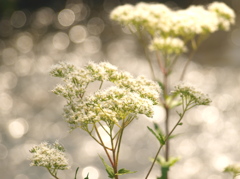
89, 132, 112, 151
115, 121, 125, 172
47, 168, 59, 179
94, 124, 114, 167
145, 107, 188, 179
110, 127, 118, 179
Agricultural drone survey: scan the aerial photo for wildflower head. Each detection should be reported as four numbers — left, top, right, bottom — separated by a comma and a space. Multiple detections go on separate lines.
110, 2, 235, 37
29, 141, 70, 170
208, 2, 235, 30
149, 37, 187, 55
51, 62, 161, 130
172, 84, 211, 107
173, 5, 219, 37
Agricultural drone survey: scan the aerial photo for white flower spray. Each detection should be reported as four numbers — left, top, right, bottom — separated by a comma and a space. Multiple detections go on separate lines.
50, 61, 161, 179
29, 141, 70, 179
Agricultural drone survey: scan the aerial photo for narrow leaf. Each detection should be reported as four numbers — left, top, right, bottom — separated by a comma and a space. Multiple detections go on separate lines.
115, 168, 137, 175
147, 126, 165, 145
153, 123, 163, 134
99, 155, 115, 178
84, 173, 89, 179
74, 167, 79, 179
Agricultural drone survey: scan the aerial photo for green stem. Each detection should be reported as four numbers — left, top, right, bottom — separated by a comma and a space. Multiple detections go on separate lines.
74, 167, 79, 179
110, 127, 119, 179
164, 106, 170, 163
88, 132, 112, 151
47, 168, 59, 179
94, 124, 114, 167
115, 123, 125, 169
99, 81, 104, 90
145, 108, 187, 179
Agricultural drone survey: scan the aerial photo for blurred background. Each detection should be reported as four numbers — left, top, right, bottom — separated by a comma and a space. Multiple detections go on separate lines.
0, 0, 240, 179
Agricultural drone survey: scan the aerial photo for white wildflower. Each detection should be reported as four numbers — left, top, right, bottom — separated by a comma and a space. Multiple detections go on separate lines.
173, 5, 219, 37
110, 2, 235, 37
50, 62, 75, 78
51, 62, 161, 130
172, 83, 211, 106
29, 141, 70, 170
208, 2, 235, 30
149, 37, 187, 55
110, 4, 135, 25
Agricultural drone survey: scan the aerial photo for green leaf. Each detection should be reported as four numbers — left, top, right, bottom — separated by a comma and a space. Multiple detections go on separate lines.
154, 156, 180, 167
115, 168, 137, 175
168, 133, 182, 140
147, 126, 165, 145
157, 81, 164, 90
153, 123, 163, 135
99, 155, 115, 178
83, 173, 89, 179
74, 167, 79, 179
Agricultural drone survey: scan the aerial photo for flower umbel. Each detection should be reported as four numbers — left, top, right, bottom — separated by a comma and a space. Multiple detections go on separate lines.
110, 2, 235, 37
29, 141, 69, 178
50, 61, 161, 178
208, 2, 235, 30
149, 37, 187, 55
172, 84, 211, 110
50, 61, 160, 130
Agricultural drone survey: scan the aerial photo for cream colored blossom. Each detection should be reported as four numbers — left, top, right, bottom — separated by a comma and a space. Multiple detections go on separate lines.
173, 5, 219, 37
110, 2, 235, 37
172, 84, 211, 107
29, 141, 70, 170
208, 2, 235, 30
149, 37, 187, 55
51, 62, 161, 130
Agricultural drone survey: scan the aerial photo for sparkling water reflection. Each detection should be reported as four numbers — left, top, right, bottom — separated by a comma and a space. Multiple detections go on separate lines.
0, 1, 240, 179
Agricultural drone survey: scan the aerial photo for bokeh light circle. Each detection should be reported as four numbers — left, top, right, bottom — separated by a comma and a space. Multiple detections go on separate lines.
53, 32, 70, 50
82, 166, 99, 179
87, 17, 105, 35
11, 11, 27, 28
8, 118, 29, 139
16, 33, 33, 53
83, 36, 101, 54
69, 25, 87, 43
58, 9, 75, 27
35, 8, 54, 27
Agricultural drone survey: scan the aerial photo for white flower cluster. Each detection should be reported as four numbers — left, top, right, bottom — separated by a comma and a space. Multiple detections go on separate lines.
208, 2, 236, 30
110, 2, 235, 37
110, 2, 173, 35
29, 141, 70, 170
172, 84, 211, 106
173, 5, 219, 37
149, 37, 187, 55
50, 62, 161, 129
